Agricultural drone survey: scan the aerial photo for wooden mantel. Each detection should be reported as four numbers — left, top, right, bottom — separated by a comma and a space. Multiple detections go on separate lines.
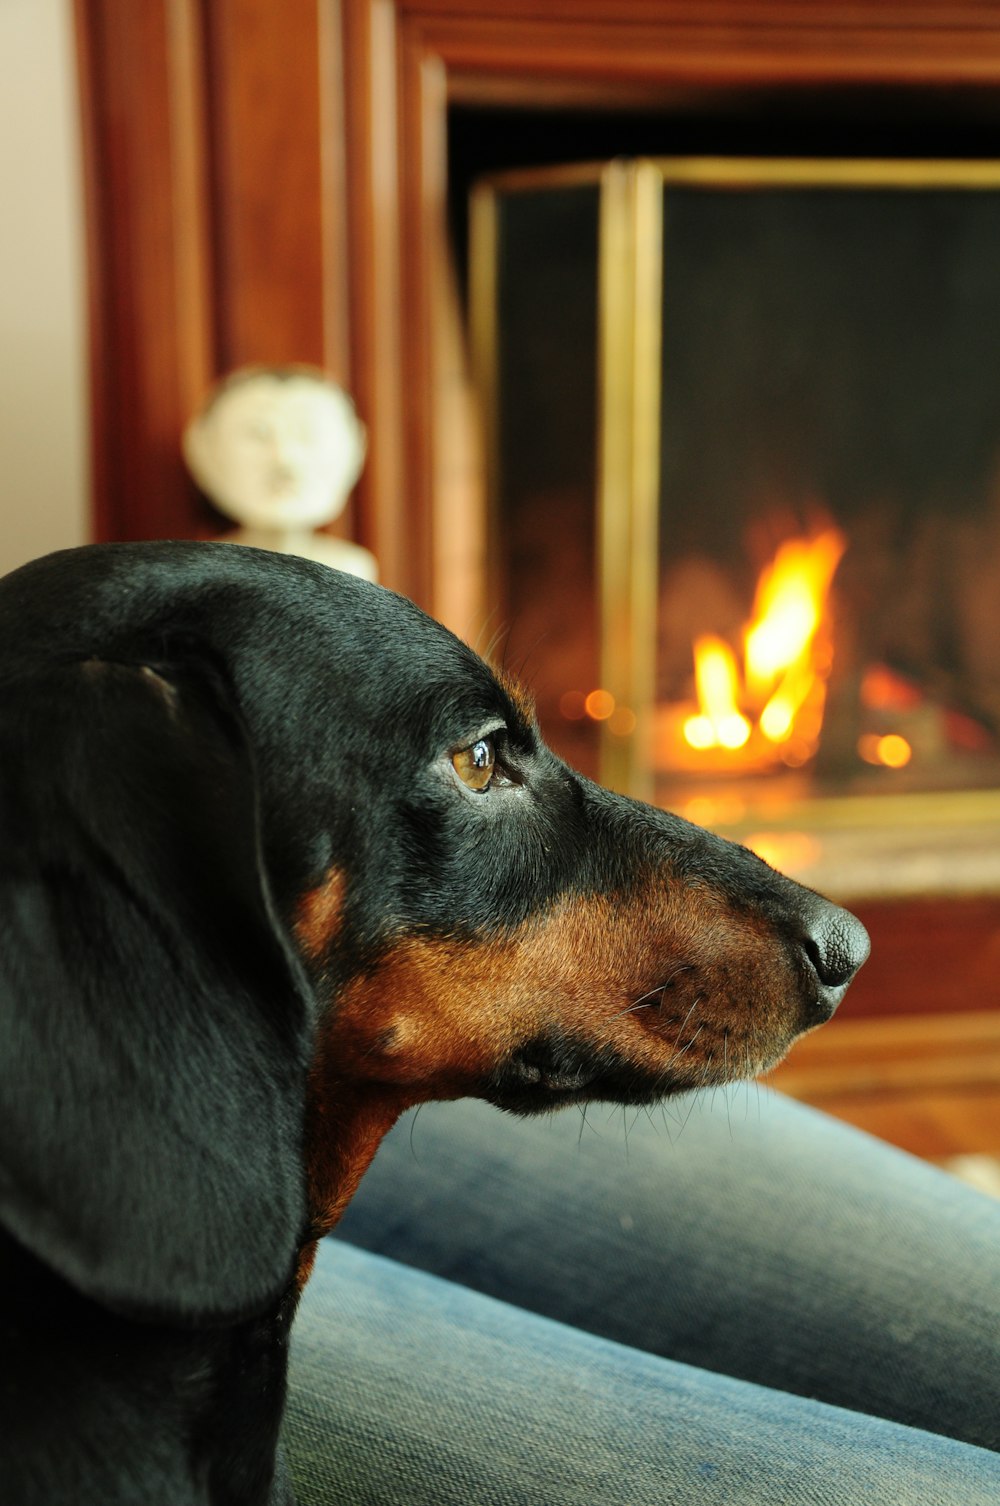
75, 1, 1000, 619
73, 3, 1000, 1167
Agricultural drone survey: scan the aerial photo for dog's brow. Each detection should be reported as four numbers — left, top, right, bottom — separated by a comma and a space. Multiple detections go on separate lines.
494, 670, 537, 734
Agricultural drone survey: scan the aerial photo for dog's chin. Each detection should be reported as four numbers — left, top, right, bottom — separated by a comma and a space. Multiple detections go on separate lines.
487, 1079, 664, 1117
484, 1035, 685, 1117
483, 1027, 800, 1117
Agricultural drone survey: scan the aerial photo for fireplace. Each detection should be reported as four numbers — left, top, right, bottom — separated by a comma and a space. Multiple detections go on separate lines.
471, 156, 1000, 886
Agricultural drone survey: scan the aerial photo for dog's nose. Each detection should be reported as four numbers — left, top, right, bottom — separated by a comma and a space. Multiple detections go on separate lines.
798, 897, 870, 1020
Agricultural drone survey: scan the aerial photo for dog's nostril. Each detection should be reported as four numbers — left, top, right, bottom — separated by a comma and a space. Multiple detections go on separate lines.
801, 903, 871, 993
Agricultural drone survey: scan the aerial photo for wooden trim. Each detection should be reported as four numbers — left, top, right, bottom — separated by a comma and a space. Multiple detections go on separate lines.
772, 1009, 1000, 1102
74, 0, 215, 542
409, 2, 1000, 88
399, 23, 447, 613
355, 1, 1000, 612
319, 0, 351, 384
768, 1007, 1000, 1160
77, 0, 1000, 596
838, 896, 1000, 1020
341, 0, 408, 585
168, 2, 216, 420
400, 0, 1000, 21
77, 0, 355, 549
71, 0, 107, 540
202, 0, 334, 371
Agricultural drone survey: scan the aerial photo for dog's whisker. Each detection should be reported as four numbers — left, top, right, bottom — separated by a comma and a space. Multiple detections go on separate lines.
676, 993, 704, 1037
615, 995, 658, 1018
723, 1032, 735, 1137
408, 1103, 426, 1161
749, 1049, 761, 1119
660, 1098, 683, 1130
613, 964, 696, 1018
665, 1021, 705, 1072
620, 1102, 633, 1160
677, 1091, 700, 1137
473, 609, 509, 664
660, 995, 708, 1075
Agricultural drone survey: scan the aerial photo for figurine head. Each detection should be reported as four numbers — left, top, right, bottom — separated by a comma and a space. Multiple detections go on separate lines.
183, 367, 367, 532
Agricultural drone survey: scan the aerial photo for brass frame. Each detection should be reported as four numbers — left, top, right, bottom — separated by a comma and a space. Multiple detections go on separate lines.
469, 162, 608, 639
470, 159, 660, 794
471, 156, 1000, 801
596, 161, 663, 798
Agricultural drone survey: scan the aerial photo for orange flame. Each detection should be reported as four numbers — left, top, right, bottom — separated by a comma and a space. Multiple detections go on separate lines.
684, 636, 750, 751
682, 527, 846, 768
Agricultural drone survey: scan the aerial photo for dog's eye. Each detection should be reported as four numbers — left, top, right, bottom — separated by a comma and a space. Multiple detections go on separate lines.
452, 736, 496, 792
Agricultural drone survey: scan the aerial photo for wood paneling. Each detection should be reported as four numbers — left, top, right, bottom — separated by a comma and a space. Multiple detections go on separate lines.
770, 1009, 1000, 1160
202, 0, 343, 371
76, 0, 352, 550
839, 897, 1000, 1019
382, 0, 1000, 614
75, 0, 215, 542
339, 0, 409, 584
76, 1, 1000, 603
409, 3, 1000, 91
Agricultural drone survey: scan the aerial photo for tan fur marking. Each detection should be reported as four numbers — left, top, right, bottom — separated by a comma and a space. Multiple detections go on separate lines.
302, 1068, 407, 1243
138, 664, 181, 715
301, 882, 802, 1245
293, 867, 347, 962
295, 1240, 319, 1292
496, 668, 537, 726
80, 658, 181, 715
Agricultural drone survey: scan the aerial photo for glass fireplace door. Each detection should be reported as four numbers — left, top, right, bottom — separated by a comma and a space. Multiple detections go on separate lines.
472, 156, 1000, 824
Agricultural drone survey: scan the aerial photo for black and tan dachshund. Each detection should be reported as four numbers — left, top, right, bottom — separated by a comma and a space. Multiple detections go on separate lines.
0, 542, 868, 1503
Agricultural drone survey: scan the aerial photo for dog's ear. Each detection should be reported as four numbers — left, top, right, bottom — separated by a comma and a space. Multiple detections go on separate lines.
0, 655, 311, 1324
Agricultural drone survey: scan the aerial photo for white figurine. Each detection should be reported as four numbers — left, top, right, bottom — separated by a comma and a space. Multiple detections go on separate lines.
183, 365, 377, 580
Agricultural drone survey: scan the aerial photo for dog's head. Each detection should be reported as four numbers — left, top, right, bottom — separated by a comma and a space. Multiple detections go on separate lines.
0, 543, 867, 1322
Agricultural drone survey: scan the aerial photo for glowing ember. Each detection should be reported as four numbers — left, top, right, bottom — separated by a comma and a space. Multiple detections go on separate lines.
858, 732, 913, 769
680, 527, 847, 770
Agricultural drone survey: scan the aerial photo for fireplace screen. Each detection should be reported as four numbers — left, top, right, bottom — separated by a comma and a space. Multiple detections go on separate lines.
471, 157, 1000, 814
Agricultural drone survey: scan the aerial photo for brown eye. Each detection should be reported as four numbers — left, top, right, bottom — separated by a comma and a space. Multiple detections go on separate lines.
452, 736, 495, 792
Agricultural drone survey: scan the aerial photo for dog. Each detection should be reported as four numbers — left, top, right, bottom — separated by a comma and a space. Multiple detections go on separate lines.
0, 542, 868, 1504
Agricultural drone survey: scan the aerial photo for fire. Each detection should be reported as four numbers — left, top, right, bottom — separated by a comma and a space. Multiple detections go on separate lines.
684, 636, 750, 751
681, 527, 847, 769
858, 732, 912, 769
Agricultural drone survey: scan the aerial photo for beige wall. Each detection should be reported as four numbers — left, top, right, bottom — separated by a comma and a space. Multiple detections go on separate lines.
0, 0, 89, 578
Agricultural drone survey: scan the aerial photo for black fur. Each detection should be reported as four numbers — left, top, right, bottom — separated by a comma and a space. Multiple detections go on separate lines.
0, 543, 868, 1503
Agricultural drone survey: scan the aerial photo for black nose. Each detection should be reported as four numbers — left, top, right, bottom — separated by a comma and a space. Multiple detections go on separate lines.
799, 897, 870, 1020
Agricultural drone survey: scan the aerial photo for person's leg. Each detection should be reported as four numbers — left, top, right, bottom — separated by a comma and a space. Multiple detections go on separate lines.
283, 1237, 1000, 1506
332, 1090, 1000, 1453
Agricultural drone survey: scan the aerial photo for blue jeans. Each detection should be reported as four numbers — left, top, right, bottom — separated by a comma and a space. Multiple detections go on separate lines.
283, 1090, 1000, 1503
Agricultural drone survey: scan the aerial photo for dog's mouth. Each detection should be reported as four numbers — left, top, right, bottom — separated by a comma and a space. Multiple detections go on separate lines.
486, 1037, 608, 1111
486, 1028, 744, 1115
472, 874, 869, 1120
485, 1004, 804, 1116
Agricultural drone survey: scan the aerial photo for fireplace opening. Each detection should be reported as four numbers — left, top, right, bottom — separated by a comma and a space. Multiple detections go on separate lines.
652, 164, 1000, 805
470, 155, 1000, 834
